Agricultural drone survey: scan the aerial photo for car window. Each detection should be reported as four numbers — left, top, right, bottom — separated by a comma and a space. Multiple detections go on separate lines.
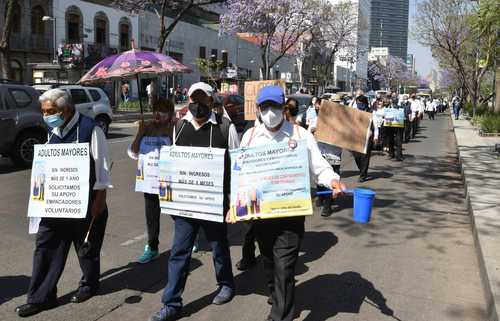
89, 89, 101, 101
7, 88, 32, 108
70, 89, 90, 104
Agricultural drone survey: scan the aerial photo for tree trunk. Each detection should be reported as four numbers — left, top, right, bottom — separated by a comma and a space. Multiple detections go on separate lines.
495, 65, 500, 113
0, 0, 15, 79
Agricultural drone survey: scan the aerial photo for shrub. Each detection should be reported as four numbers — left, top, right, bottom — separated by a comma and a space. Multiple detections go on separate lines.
117, 99, 151, 112
478, 114, 500, 133
464, 102, 489, 117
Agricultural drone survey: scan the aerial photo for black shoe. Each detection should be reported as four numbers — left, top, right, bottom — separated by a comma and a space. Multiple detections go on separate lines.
236, 258, 256, 271
267, 295, 273, 305
358, 177, 367, 183
395, 157, 404, 161
16, 299, 58, 317
321, 206, 333, 217
70, 288, 97, 303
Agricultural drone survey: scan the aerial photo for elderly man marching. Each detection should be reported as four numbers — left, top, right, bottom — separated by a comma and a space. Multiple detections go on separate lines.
149, 82, 239, 321
228, 86, 346, 321
16, 89, 111, 317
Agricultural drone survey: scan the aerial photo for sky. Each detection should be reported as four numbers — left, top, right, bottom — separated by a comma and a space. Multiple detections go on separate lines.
408, 0, 438, 77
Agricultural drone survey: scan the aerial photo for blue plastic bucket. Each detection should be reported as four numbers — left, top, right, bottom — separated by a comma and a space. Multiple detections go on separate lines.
353, 188, 376, 223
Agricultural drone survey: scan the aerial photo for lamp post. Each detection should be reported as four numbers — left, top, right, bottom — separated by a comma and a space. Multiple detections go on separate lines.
42, 15, 57, 64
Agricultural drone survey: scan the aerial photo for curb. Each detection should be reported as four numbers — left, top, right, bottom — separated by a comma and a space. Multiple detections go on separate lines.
451, 115, 500, 321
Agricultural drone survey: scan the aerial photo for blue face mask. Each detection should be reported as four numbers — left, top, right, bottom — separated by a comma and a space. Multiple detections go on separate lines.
43, 113, 65, 128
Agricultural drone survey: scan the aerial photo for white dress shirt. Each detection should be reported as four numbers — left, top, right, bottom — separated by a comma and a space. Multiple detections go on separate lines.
179, 111, 240, 149
240, 121, 340, 187
409, 99, 420, 120
50, 111, 112, 190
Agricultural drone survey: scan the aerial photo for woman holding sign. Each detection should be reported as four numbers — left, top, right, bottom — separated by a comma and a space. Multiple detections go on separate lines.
128, 98, 175, 264
17, 89, 112, 317
228, 85, 346, 321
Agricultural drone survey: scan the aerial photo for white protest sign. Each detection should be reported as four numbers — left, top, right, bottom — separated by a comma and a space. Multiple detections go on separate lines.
159, 145, 226, 222
135, 136, 171, 194
28, 143, 90, 218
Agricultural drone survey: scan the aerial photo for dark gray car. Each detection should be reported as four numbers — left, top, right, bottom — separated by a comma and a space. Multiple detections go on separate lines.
0, 83, 46, 167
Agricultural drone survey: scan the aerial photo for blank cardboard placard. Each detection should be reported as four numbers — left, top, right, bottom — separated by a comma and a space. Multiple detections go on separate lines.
244, 80, 286, 120
315, 100, 372, 154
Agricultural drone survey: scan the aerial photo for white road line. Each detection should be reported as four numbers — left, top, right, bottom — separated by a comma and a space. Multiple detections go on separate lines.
120, 232, 147, 247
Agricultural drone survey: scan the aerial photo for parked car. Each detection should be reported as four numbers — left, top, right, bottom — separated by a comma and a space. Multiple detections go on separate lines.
177, 93, 247, 132
32, 84, 113, 135
0, 83, 46, 167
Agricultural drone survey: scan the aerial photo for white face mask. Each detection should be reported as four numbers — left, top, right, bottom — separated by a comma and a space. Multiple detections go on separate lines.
260, 107, 283, 129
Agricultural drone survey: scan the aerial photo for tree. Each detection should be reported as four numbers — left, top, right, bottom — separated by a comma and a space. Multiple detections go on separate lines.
310, 0, 358, 91
368, 55, 411, 91
220, 0, 316, 80
193, 57, 223, 88
114, 0, 226, 53
414, 0, 498, 115
0, 0, 16, 79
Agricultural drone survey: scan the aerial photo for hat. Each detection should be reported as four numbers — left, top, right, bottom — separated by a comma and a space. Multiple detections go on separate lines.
256, 85, 285, 105
188, 82, 214, 97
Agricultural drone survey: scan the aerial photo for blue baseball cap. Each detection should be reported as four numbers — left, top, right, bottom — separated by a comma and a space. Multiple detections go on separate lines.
256, 85, 285, 106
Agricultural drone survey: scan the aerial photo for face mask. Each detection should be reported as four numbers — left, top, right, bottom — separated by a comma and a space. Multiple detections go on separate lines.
260, 107, 283, 129
44, 113, 65, 128
188, 102, 211, 119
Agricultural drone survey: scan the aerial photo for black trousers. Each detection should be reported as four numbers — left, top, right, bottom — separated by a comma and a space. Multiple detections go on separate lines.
411, 120, 418, 138
254, 217, 304, 321
318, 165, 341, 206
385, 127, 403, 159
144, 193, 161, 251
353, 138, 373, 179
27, 208, 108, 304
404, 120, 411, 143
241, 223, 257, 263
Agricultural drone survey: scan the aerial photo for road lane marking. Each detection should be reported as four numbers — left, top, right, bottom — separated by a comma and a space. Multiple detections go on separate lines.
120, 233, 147, 247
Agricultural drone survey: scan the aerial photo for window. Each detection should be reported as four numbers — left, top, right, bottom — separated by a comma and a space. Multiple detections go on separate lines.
89, 89, 101, 101
94, 13, 108, 46
7, 2, 22, 33
69, 89, 90, 104
31, 6, 45, 35
119, 19, 131, 51
199, 46, 206, 59
222, 51, 228, 68
67, 13, 81, 43
8, 88, 32, 108
211, 49, 218, 62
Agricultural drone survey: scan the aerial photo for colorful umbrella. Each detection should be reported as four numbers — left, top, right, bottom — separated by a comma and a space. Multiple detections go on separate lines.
78, 48, 191, 113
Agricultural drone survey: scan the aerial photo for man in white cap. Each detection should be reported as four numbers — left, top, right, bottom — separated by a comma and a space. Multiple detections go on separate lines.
149, 82, 239, 321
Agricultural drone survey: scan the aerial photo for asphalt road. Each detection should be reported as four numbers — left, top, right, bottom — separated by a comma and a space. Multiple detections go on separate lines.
0, 114, 487, 321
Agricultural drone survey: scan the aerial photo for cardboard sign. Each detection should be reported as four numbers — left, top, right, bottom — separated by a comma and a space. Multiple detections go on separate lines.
28, 143, 90, 218
135, 136, 171, 194
244, 80, 286, 120
159, 145, 226, 223
315, 101, 372, 154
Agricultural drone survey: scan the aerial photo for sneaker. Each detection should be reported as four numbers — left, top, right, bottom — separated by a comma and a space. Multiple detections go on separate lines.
149, 306, 180, 321
192, 244, 199, 253
212, 285, 234, 305
321, 206, 333, 217
138, 245, 159, 264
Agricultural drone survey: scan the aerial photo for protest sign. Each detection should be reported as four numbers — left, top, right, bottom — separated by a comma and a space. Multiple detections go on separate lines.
135, 136, 171, 194
244, 80, 286, 120
159, 145, 226, 222
229, 140, 312, 221
383, 108, 405, 128
315, 100, 372, 154
28, 143, 90, 218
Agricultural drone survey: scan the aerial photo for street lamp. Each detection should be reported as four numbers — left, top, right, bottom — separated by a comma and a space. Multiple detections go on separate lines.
42, 16, 57, 64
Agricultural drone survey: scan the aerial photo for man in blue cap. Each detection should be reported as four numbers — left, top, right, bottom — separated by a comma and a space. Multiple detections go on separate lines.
228, 85, 346, 321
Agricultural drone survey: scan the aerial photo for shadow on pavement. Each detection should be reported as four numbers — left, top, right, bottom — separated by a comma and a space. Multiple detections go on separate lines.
295, 272, 401, 321
0, 275, 30, 305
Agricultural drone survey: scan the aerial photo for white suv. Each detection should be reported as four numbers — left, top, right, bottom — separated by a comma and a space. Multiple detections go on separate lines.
33, 84, 113, 135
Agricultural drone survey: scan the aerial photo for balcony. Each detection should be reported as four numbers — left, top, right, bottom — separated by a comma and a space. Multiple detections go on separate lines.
9, 33, 51, 52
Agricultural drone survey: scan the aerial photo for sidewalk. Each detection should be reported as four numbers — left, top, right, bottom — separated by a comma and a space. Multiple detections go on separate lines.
451, 115, 500, 321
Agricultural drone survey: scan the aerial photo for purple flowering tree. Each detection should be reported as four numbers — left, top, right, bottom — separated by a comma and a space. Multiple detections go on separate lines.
219, 0, 315, 80
368, 55, 410, 91
113, 0, 226, 53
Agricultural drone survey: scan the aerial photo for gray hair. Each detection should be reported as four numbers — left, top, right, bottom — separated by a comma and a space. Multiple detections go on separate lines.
39, 89, 72, 110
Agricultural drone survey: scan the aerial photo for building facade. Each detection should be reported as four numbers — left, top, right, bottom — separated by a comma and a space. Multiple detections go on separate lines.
369, 0, 409, 60
0, 0, 54, 83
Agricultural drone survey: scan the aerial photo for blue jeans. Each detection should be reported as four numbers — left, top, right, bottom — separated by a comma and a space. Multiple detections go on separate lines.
161, 216, 234, 310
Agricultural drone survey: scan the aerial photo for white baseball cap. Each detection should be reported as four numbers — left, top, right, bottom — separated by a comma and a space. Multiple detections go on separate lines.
188, 82, 214, 97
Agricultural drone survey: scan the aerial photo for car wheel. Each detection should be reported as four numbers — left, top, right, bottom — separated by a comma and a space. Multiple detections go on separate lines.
95, 115, 110, 136
12, 131, 45, 167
